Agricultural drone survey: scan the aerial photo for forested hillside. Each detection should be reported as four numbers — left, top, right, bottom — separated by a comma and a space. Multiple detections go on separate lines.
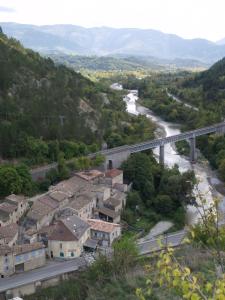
0, 29, 155, 165
0, 29, 104, 156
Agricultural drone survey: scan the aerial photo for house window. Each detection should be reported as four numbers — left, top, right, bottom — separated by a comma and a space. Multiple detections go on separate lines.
60, 252, 64, 257
71, 252, 74, 257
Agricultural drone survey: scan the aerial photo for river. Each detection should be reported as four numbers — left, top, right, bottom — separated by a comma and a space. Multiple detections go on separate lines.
123, 90, 225, 225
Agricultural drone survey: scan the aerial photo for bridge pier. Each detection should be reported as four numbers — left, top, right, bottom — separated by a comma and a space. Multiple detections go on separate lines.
189, 137, 196, 163
159, 145, 165, 165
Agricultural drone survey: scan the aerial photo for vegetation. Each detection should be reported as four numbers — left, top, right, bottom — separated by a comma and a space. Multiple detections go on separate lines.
24, 237, 140, 300
121, 152, 196, 230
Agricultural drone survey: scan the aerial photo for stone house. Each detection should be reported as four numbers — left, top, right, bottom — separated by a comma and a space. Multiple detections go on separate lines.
0, 203, 19, 227
0, 245, 14, 278
64, 192, 97, 220
91, 185, 111, 207
26, 196, 58, 230
5, 194, 29, 220
0, 242, 46, 277
104, 197, 123, 213
94, 207, 121, 223
87, 219, 121, 247
13, 243, 46, 273
75, 170, 104, 184
104, 169, 123, 187
0, 223, 19, 246
48, 215, 90, 259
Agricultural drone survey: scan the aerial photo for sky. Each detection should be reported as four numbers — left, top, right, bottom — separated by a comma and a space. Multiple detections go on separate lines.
0, 0, 224, 41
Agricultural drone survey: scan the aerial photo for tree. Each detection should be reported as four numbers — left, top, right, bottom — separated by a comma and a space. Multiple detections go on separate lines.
218, 158, 225, 181
112, 237, 138, 275
0, 166, 22, 197
15, 164, 36, 196
57, 152, 69, 180
153, 194, 174, 215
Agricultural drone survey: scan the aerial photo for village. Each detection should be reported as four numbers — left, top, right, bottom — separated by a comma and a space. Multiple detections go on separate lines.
0, 168, 129, 278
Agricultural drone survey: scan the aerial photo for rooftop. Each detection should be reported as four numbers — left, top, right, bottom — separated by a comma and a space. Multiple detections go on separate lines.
76, 170, 103, 182
104, 197, 121, 208
88, 219, 120, 233
52, 175, 91, 196
49, 191, 69, 202
68, 192, 95, 211
0, 202, 17, 214
91, 184, 110, 193
0, 245, 12, 256
49, 215, 90, 242
13, 242, 45, 255
38, 195, 59, 209
5, 194, 26, 204
27, 200, 53, 221
0, 223, 18, 243
105, 169, 123, 178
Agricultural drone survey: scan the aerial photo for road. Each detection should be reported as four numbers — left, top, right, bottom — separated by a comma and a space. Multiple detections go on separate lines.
138, 230, 186, 255
0, 230, 186, 293
0, 257, 86, 293
138, 221, 173, 243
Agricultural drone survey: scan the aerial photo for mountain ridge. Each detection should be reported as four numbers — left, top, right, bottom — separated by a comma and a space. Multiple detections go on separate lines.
1, 22, 225, 63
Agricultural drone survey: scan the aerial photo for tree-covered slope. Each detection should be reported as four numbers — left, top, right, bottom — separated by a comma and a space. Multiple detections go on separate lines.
0, 30, 105, 157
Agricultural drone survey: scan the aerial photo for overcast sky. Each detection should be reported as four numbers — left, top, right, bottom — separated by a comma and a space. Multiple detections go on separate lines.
0, 0, 224, 41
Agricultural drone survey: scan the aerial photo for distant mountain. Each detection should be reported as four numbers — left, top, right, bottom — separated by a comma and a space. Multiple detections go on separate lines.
1, 22, 225, 64
217, 38, 225, 45
50, 53, 209, 72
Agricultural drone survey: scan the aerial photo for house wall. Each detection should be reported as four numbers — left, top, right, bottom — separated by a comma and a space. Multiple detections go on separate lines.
109, 227, 121, 244
76, 199, 96, 220
14, 248, 46, 272
48, 229, 90, 259
0, 253, 14, 277
23, 255, 46, 272
90, 229, 110, 247
90, 226, 121, 246
36, 210, 55, 230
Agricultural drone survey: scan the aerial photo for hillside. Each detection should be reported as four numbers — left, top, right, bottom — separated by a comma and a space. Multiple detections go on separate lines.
1, 22, 225, 63
0, 29, 156, 163
50, 53, 209, 72
0, 30, 104, 158
180, 57, 225, 107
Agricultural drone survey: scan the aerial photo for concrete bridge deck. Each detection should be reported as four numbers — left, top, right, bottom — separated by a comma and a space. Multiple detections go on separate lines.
96, 121, 225, 157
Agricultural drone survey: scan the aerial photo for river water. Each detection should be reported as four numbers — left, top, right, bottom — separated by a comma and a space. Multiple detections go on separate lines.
123, 90, 225, 225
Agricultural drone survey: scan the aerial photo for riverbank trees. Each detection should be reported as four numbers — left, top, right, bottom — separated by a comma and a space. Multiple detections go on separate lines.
121, 152, 196, 230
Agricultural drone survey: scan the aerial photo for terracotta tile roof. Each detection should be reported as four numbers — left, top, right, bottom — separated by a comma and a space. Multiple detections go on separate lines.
13, 242, 45, 255
5, 194, 26, 204
39, 195, 59, 209
68, 192, 95, 211
88, 219, 120, 233
0, 245, 12, 255
0, 202, 17, 214
49, 215, 90, 242
76, 170, 103, 181
38, 224, 57, 236
49, 191, 69, 202
52, 175, 91, 196
27, 201, 53, 221
105, 169, 123, 178
0, 223, 18, 242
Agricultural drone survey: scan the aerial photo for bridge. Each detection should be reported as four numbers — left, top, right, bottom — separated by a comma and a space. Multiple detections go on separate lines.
30, 122, 225, 180
93, 122, 225, 169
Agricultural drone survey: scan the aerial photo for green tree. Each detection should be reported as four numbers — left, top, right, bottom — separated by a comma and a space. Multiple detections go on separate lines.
57, 152, 69, 180
0, 166, 22, 197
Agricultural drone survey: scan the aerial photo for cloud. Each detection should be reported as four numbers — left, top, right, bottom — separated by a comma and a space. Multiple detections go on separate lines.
0, 6, 15, 13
